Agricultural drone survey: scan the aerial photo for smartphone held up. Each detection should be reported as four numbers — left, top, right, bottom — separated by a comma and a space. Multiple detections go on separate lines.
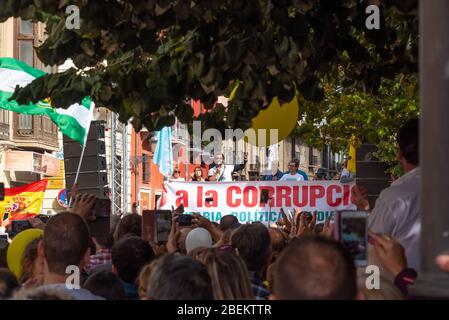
334, 211, 369, 267
142, 210, 172, 244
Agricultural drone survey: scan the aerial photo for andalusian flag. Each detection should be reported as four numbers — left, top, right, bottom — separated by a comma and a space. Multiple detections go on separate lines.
0, 180, 48, 227
0, 57, 93, 145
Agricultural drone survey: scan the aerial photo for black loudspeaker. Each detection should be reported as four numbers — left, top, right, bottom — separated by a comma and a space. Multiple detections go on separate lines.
356, 144, 392, 209
63, 120, 109, 199
63, 140, 106, 158
86, 121, 105, 140
64, 156, 107, 174
65, 172, 108, 188
67, 186, 110, 199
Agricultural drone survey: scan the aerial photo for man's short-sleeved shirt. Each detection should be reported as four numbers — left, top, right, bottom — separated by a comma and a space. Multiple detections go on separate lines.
368, 167, 421, 271
279, 172, 305, 181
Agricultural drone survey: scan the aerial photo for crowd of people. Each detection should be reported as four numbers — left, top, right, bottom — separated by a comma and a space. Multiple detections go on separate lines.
0, 204, 361, 300
1, 118, 448, 300
171, 151, 341, 183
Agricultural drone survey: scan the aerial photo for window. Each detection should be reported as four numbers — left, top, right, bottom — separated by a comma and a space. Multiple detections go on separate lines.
142, 154, 151, 183
17, 19, 34, 65
0, 109, 9, 139
307, 146, 312, 165
42, 116, 53, 133
19, 19, 33, 35
0, 110, 9, 124
19, 114, 33, 130
154, 194, 162, 209
291, 137, 296, 159
14, 18, 59, 141
16, 19, 35, 132
19, 40, 34, 66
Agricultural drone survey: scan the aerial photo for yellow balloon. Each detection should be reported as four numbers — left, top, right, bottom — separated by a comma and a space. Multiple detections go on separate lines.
245, 96, 299, 147
7, 228, 44, 280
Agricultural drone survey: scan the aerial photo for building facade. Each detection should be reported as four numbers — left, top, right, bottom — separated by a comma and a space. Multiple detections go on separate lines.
1, 19, 344, 218
0, 18, 63, 214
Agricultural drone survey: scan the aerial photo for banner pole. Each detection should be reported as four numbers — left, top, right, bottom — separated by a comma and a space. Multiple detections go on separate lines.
67, 103, 94, 208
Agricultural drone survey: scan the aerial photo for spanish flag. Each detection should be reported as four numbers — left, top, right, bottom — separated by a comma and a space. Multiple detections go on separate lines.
0, 179, 48, 227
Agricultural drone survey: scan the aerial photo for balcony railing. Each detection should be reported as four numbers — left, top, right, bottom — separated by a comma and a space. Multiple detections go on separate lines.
12, 114, 59, 149
0, 123, 9, 140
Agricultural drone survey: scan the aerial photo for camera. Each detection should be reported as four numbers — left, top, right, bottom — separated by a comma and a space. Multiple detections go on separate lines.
176, 214, 193, 227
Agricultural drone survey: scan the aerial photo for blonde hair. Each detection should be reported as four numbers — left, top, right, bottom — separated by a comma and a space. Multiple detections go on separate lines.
138, 260, 158, 299
216, 229, 233, 246
194, 248, 254, 300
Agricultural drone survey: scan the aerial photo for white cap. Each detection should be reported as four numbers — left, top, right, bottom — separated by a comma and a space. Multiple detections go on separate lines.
185, 227, 213, 253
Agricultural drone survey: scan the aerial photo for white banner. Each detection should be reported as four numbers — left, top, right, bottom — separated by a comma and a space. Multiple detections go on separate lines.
162, 181, 356, 224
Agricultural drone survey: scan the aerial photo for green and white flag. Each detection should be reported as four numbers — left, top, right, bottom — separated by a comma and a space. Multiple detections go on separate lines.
0, 57, 94, 145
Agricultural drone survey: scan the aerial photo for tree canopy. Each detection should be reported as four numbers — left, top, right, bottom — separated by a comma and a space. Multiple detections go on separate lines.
0, 0, 418, 133
296, 72, 419, 175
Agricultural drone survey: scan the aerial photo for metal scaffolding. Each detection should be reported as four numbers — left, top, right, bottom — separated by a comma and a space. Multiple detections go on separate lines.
111, 112, 128, 216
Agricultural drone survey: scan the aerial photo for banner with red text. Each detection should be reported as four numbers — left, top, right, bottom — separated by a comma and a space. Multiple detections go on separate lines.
162, 181, 356, 224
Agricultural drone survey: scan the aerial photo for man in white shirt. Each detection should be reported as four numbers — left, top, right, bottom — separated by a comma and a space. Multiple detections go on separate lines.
353, 118, 420, 271
279, 161, 307, 181
208, 153, 247, 182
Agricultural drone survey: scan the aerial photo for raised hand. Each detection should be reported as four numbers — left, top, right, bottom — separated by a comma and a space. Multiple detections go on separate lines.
436, 255, 449, 273
352, 186, 370, 211
296, 211, 317, 237
369, 231, 407, 277
166, 213, 180, 253
320, 217, 334, 239
69, 193, 96, 222
192, 213, 222, 242
279, 208, 292, 232
192, 213, 212, 229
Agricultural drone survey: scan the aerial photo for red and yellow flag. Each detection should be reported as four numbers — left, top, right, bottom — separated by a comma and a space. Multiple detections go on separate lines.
0, 179, 48, 227
347, 135, 357, 174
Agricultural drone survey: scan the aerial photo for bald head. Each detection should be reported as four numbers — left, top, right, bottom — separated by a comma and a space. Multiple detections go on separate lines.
219, 215, 239, 231
273, 236, 356, 300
